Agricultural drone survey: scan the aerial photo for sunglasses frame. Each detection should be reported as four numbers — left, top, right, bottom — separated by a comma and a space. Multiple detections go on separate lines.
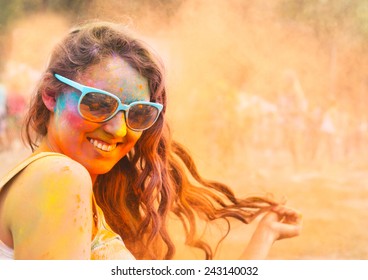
54, 73, 163, 131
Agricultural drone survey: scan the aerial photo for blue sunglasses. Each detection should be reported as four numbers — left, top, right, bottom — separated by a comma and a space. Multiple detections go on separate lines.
54, 73, 163, 131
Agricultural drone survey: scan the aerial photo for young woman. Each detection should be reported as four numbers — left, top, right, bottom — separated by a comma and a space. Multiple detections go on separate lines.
0, 21, 302, 260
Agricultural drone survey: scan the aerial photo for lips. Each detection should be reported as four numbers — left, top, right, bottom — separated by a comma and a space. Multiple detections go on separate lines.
88, 137, 117, 152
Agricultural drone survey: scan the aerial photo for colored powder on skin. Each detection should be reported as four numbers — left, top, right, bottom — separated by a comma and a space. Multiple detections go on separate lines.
43, 192, 59, 211
55, 93, 67, 115
61, 166, 70, 172
55, 92, 80, 116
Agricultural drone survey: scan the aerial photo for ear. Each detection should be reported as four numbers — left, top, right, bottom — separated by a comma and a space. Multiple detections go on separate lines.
41, 76, 58, 112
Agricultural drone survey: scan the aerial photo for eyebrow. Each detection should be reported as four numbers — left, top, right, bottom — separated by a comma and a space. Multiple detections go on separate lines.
54, 73, 150, 104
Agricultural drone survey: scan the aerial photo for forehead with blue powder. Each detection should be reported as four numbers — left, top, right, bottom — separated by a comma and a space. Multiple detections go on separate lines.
79, 56, 150, 105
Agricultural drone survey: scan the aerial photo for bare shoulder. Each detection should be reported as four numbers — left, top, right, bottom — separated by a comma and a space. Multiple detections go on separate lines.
4, 154, 93, 259
6, 154, 93, 211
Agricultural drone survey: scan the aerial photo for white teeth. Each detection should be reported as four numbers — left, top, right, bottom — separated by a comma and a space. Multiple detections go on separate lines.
89, 138, 117, 152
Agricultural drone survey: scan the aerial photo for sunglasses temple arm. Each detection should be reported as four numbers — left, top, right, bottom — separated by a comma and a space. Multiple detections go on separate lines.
54, 74, 85, 92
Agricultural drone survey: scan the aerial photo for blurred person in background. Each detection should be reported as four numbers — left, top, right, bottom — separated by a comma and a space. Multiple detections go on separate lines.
276, 70, 308, 169
5, 81, 27, 150
0, 21, 302, 260
0, 81, 8, 152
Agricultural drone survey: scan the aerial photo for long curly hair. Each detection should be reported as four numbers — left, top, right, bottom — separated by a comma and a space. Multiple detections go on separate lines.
24, 21, 277, 259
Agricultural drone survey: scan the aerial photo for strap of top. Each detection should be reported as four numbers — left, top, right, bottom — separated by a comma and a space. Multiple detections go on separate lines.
0, 152, 68, 192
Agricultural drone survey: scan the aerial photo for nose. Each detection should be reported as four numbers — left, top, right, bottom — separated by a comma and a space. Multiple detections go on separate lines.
102, 111, 127, 138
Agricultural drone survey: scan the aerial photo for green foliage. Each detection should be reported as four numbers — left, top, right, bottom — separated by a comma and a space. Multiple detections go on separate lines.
0, 0, 89, 30
352, 1, 368, 39
0, 0, 23, 29
278, 0, 368, 41
0, 0, 89, 75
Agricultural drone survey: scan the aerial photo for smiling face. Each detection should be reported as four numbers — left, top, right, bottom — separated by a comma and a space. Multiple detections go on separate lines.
45, 56, 150, 180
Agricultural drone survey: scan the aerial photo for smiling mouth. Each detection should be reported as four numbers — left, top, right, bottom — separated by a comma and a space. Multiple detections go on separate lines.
88, 138, 118, 152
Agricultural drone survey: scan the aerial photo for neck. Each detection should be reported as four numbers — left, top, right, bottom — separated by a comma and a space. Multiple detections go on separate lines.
35, 137, 59, 153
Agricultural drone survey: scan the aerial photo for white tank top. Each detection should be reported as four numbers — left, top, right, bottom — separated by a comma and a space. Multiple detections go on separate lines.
0, 239, 13, 260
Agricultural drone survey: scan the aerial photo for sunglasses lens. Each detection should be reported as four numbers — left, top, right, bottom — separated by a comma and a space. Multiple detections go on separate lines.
127, 104, 160, 130
79, 92, 118, 122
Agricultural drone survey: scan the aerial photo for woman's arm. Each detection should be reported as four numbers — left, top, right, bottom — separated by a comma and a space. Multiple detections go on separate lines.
3, 156, 93, 259
240, 205, 302, 259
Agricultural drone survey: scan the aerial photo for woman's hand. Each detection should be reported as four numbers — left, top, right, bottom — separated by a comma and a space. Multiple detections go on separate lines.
240, 205, 302, 259
257, 205, 302, 241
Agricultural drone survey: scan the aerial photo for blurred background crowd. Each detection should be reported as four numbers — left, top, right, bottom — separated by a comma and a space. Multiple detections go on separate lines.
0, 0, 368, 259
